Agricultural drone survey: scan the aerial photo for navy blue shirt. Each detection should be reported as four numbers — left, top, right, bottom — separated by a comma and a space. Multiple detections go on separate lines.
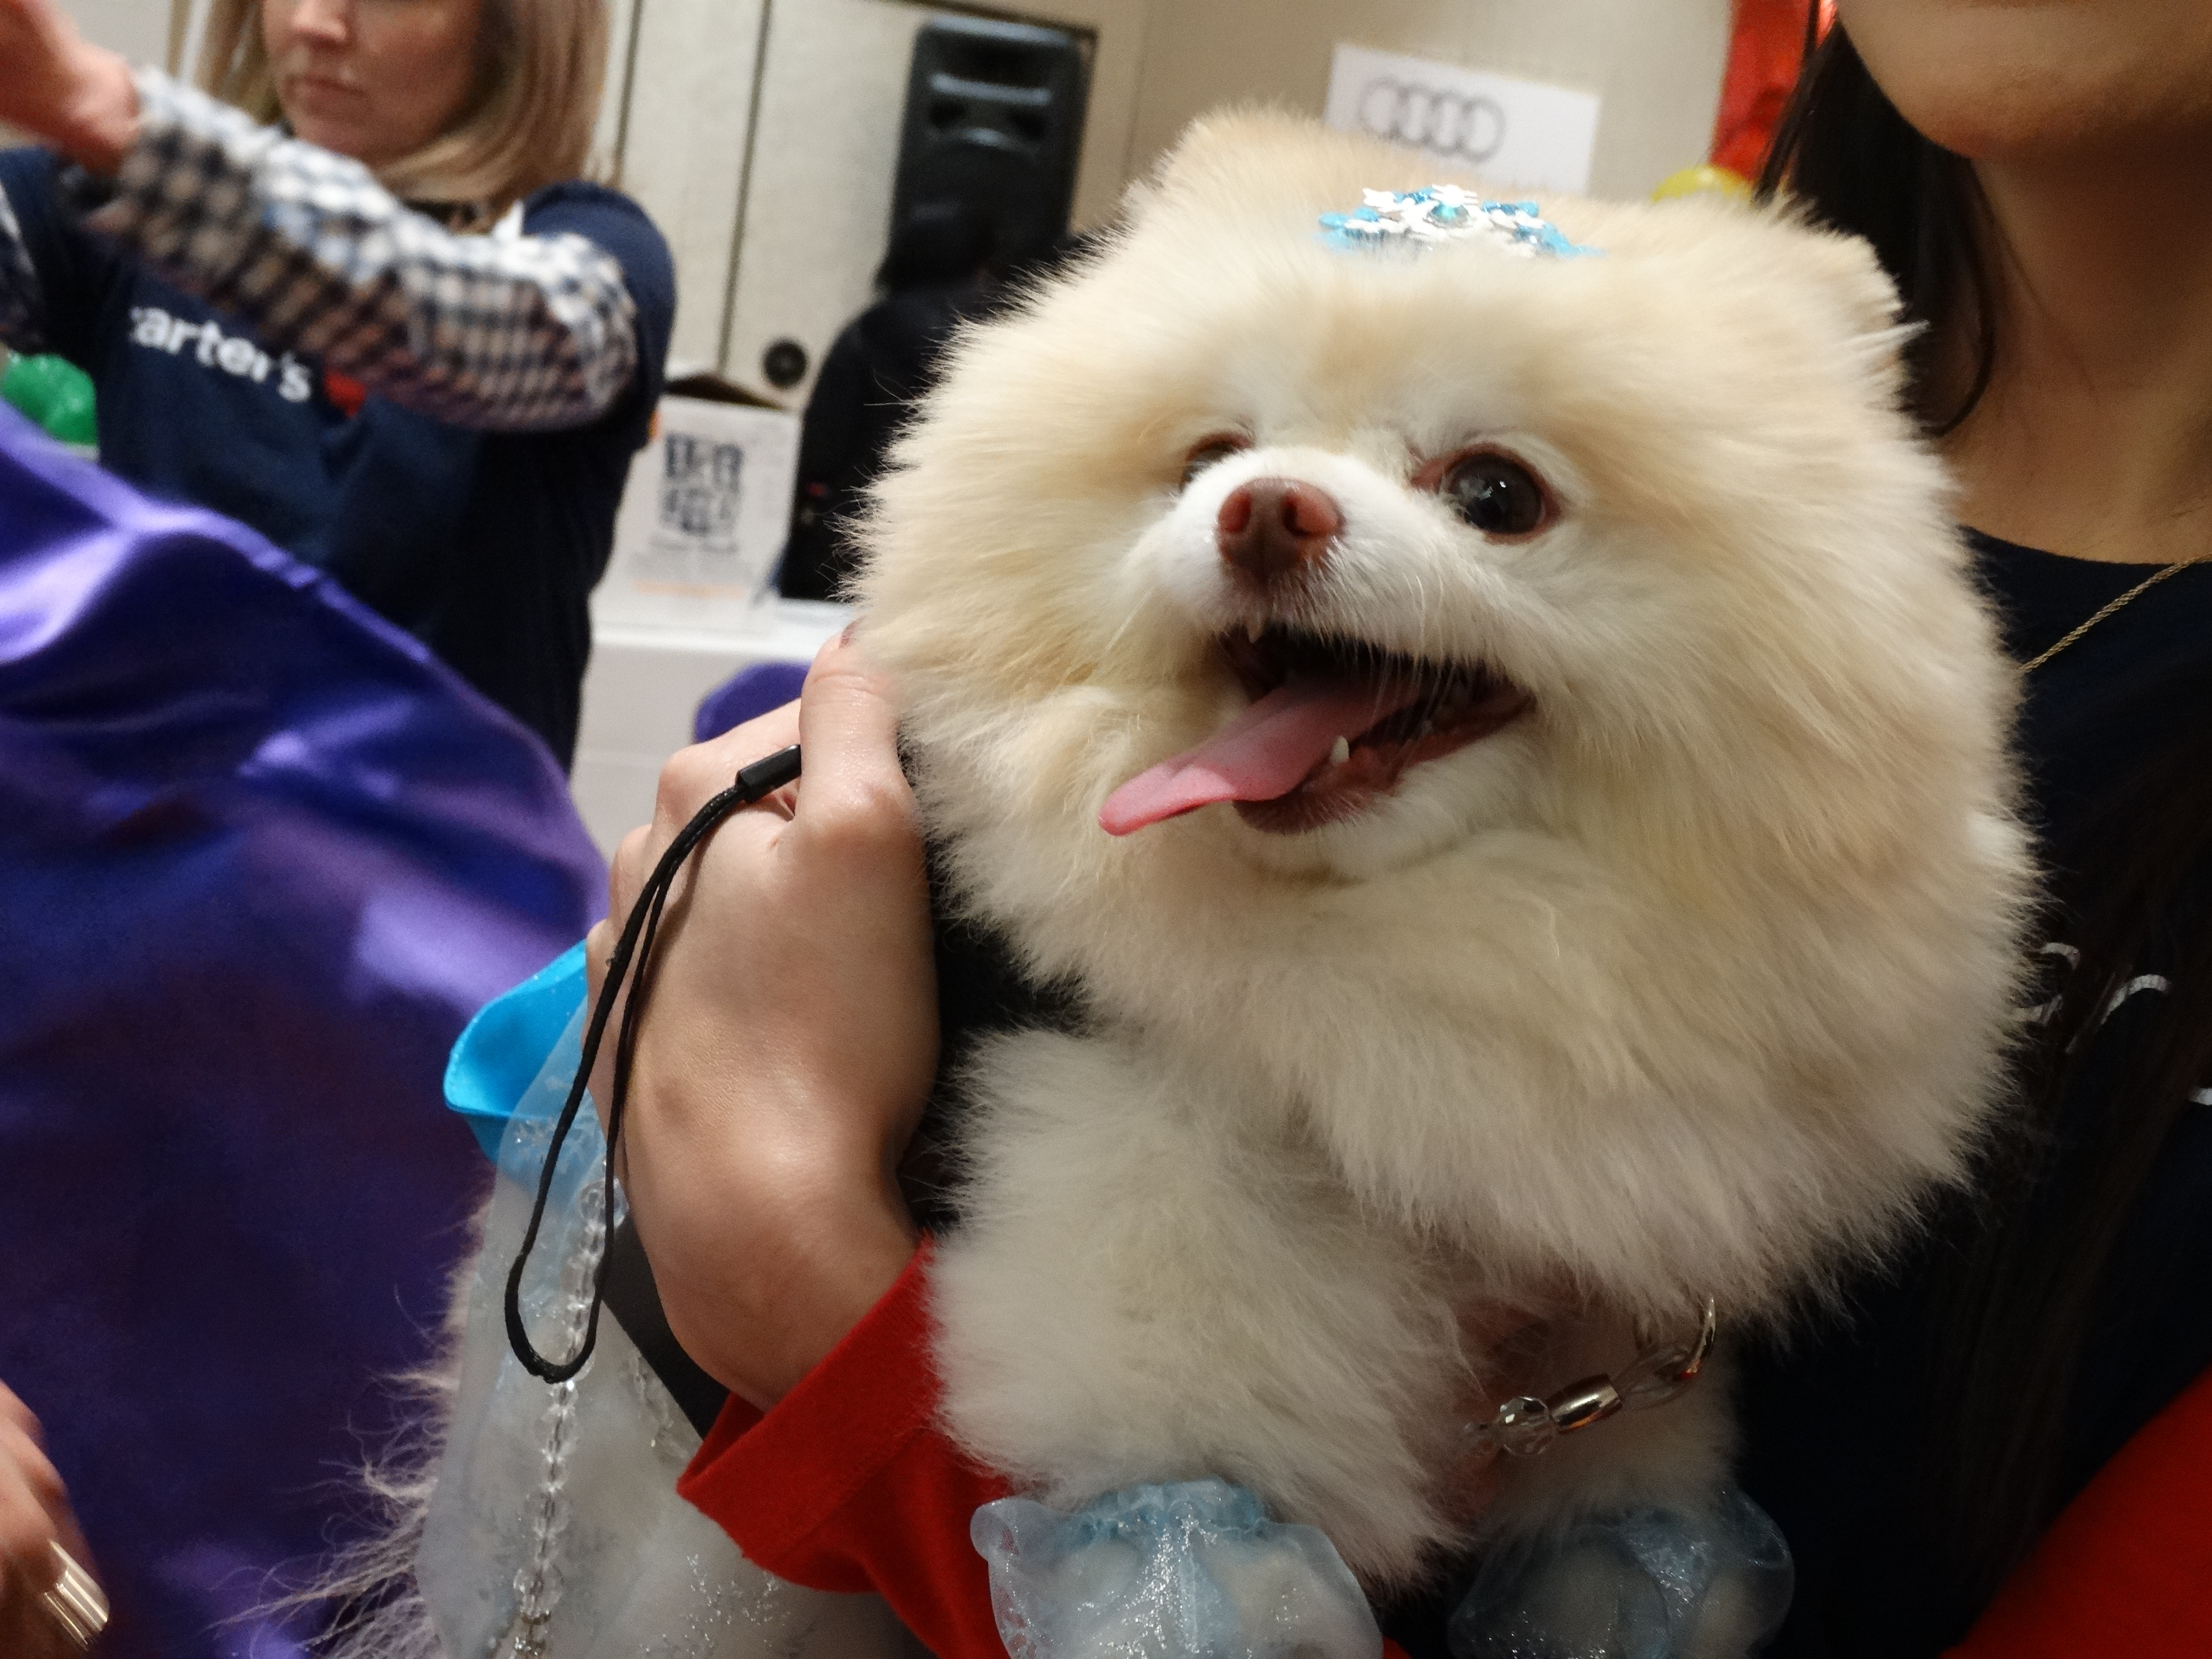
1732, 537, 2212, 1658
0, 148, 675, 765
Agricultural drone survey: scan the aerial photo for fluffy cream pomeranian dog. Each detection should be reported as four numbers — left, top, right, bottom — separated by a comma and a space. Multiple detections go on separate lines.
327, 113, 2032, 1659
853, 111, 2030, 1584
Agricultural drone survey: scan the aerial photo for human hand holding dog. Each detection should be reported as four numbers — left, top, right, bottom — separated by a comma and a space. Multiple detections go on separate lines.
0, 0, 137, 175
587, 633, 936, 1411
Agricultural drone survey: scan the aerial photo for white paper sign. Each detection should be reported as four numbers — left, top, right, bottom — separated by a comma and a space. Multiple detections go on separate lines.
596, 395, 801, 634
1324, 43, 1601, 195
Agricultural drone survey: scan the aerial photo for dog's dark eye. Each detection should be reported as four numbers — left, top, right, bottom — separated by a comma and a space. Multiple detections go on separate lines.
1441, 452, 1552, 536
1181, 434, 1249, 487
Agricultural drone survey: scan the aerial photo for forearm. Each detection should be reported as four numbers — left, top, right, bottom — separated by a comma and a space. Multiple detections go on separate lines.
78, 70, 637, 430
634, 1107, 917, 1410
594, 643, 940, 1406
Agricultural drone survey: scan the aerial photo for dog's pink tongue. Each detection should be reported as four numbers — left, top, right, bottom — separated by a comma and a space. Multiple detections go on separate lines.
1100, 680, 1420, 835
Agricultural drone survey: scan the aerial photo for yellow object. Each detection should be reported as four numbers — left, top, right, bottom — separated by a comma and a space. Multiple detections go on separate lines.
1652, 164, 1754, 203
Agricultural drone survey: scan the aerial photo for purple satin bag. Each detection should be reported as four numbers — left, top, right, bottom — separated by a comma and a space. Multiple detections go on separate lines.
0, 408, 605, 1656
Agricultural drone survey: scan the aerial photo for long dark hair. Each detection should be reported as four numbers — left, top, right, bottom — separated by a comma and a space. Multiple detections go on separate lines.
1756, 29, 1996, 433
1761, 23, 2212, 1602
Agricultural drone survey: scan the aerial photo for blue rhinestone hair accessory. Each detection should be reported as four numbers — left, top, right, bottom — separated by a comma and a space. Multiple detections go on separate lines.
1320, 186, 1598, 259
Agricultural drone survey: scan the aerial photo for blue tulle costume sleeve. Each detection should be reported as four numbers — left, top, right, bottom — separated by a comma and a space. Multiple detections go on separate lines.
973, 1481, 1790, 1659
974, 1480, 1382, 1659
1449, 1487, 1791, 1659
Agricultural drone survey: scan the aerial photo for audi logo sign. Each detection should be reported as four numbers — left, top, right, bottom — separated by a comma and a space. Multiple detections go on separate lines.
1355, 79, 1509, 164
1322, 42, 1601, 196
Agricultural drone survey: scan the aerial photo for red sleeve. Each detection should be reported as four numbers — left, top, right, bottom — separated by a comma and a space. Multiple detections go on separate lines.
675, 1239, 1016, 1659
686, 1254, 2209, 1659
676, 1239, 1418, 1659
1945, 1365, 2212, 1659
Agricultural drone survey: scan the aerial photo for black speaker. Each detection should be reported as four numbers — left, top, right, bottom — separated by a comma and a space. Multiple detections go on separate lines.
888, 15, 1091, 276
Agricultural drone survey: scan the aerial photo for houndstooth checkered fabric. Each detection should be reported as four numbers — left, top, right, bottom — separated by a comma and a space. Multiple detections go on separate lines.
76, 70, 637, 431
0, 176, 50, 355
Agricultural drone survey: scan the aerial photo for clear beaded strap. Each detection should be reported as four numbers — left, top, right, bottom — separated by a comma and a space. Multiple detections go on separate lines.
1464, 1299, 1717, 1458
495, 1172, 610, 1657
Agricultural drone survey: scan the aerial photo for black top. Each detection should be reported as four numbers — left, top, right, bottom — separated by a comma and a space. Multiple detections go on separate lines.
1732, 534, 2212, 1657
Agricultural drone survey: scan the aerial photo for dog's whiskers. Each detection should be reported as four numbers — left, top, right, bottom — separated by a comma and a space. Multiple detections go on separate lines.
1095, 591, 1154, 665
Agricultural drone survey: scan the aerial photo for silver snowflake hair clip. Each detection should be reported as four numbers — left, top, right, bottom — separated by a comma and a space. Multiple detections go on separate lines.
1319, 186, 1598, 259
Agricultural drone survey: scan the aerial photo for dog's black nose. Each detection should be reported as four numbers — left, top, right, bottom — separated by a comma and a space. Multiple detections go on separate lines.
1217, 478, 1341, 587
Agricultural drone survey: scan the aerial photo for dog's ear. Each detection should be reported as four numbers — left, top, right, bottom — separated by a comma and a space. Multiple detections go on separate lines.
1787, 218, 1910, 347
1147, 106, 1324, 195
1628, 189, 1906, 346
1778, 221, 1923, 410
1634, 192, 1915, 384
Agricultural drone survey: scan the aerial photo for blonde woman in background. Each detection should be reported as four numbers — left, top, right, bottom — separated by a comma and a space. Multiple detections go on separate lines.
0, 0, 675, 764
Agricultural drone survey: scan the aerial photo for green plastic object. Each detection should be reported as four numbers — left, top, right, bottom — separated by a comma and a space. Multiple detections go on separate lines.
0, 352, 97, 447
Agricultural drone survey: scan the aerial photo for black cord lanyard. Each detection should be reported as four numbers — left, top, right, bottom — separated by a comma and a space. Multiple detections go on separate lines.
504, 743, 803, 1384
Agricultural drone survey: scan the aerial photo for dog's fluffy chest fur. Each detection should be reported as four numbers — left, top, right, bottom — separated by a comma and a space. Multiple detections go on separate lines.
859, 115, 2029, 1580
933, 1028, 1475, 1575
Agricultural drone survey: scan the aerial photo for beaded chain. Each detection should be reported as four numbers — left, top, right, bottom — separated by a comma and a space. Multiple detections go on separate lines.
1464, 1298, 1718, 1458
2022, 559, 2195, 674
498, 1176, 609, 1658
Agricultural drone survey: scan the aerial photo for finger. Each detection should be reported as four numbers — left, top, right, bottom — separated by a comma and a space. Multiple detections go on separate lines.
582, 911, 623, 1135
652, 701, 803, 841
602, 824, 658, 937
0, 1388, 35, 1441
585, 802, 785, 1131
622, 688, 815, 939
0, 1427, 61, 1516
0, 1465, 62, 1586
0, 1531, 65, 1597
793, 633, 912, 824
583, 914, 618, 999
700, 694, 803, 771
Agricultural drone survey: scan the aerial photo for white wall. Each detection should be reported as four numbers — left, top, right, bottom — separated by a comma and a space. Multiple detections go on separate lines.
610, 0, 771, 373
613, 0, 1732, 397
58, 0, 175, 68
618, 0, 1149, 391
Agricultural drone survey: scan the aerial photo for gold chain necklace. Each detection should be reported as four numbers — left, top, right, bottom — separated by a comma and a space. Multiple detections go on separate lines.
2022, 559, 2196, 673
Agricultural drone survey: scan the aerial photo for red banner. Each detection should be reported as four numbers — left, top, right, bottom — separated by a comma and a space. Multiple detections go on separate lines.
1709, 0, 1833, 180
